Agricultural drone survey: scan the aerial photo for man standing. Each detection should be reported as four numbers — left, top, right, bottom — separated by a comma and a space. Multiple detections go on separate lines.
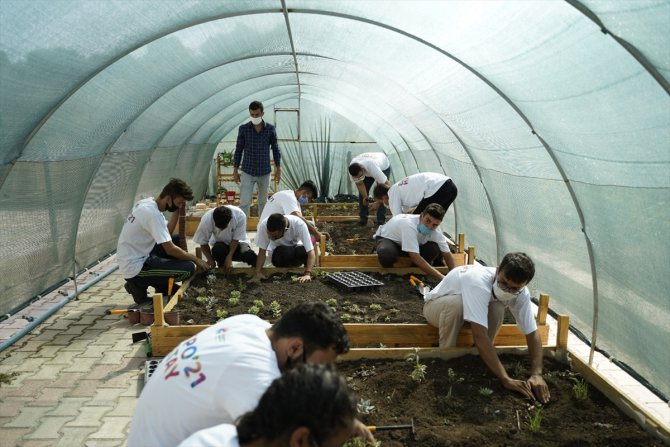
348, 152, 391, 226
422, 252, 550, 403
128, 302, 372, 446
116, 178, 209, 305
260, 180, 326, 244
233, 100, 281, 217
251, 214, 315, 284
372, 172, 458, 216
192, 205, 257, 272
374, 203, 455, 281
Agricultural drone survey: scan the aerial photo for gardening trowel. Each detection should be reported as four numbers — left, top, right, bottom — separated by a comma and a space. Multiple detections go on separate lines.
409, 275, 431, 296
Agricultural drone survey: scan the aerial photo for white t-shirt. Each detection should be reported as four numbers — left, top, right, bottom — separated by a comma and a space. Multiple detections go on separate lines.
116, 197, 172, 278
193, 206, 250, 246
374, 214, 450, 254
177, 424, 239, 447
127, 315, 279, 447
260, 189, 301, 222
388, 172, 450, 215
256, 214, 314, 253
349, 152, 390, 184
424, 264, 537, 335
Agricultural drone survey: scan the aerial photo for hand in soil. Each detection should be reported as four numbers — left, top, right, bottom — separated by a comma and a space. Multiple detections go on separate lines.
249, 272, 266, 283
502, 377, 535, 401
297, 274, 312, 284
528, 373, 551, 403
351, 419, 375, 443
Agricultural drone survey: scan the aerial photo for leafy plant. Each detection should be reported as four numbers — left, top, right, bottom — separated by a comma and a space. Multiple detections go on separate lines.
311, 268, 327, 278
526, 406, 543, 433
206, 273, 217, 284
384, 316, 391, 322
227, 297, 240, 306
445, 368, 464, 399
478, 387, 494, 397
369, 303, 382, 311
196, 296, 208, 304
270, 300, 282, 319
248, 305, 261, 315
237, 278, 246, 293
513, 361, 527, 378
252, 299, 264, 308
407, 353, 427, 383
325, 298, 338, 307
572, 377, 589, 400
389, 308, 399, 315
357, 398, 376, 415
341, 313, 351, 322
230, 290, 241, 299
216, 309, 229, 320
291, 275, 301, 283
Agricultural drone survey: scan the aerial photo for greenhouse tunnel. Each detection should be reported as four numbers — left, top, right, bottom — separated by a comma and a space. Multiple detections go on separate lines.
0, 0, 668, 407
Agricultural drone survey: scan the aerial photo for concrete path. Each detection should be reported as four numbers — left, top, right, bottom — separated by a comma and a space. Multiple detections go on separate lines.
1, 268, 143, 447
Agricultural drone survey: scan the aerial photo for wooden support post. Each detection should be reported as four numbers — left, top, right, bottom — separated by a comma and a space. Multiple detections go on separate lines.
319, 234, 327, 265
152, 293, 165, 327
458, 233, 465, 253
467, 246, 475, 264
312, 203, 318, 220
556, 314, 569, 350
537, 293, 549, 325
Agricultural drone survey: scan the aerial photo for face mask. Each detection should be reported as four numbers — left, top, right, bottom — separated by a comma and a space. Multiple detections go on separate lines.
493, 280, 518, 302
250, 116, 262, 125
417, 222, 433, 236
166, 198, 179, 213
298, 195, 309, 205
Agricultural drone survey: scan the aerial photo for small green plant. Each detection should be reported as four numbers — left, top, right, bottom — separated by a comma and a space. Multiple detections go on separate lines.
357, 398, 376, 415
342, 439, 381, 447
196, 296, 208, 304
206, 273, 217, 284
227, 297, 240, 306
311, 268, 326, 278
325, 298, 338, 307
513, 361, 527, 378
407, 353, 427, 383
291, 275, 301, 283
369, 303, 382, 311
237, 278, 246, 293
526, 406, 543, 432
445, 368, 465, 399
341, 313, 351, 322
572, 377, 589, 400
252, 299, 264, 308
384, 316, 391, 322
248, 305, 261, 315
478, 387, 494, 397
216, 309, 229, 320
270, 300, 282, 319
389, 308, 399, 315
230, 290, 241, 299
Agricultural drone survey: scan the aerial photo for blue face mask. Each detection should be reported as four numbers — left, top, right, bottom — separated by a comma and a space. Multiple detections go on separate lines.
298, 195, 309, 205
417, 223, 433, 236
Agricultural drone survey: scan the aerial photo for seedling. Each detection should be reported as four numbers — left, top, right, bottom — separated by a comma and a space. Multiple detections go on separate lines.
571, 377, 589, 400
357, 398, 376, 415
252, 299, 264, 308
196, 296, 208, 304
291, 275, 301, 283
384, 316, 391, 322
206, 273, 217, 284
513, 361, 527, 378
369, 303, 382, 311
248, 305, 260, 315
311, 268, 326, 278
325, 298, 338, 307
230, 290, 241, 299
389, 308, 399, 315
270, 300, 282, 319
445, 368, 464, 399
407, 353, 427, 383
526, 405, 543, 432
237, 278, 246, 293
227, 297, 240, 306
478, 387, 494, 397
341, 313, 351, 322
216, 309, 228, 320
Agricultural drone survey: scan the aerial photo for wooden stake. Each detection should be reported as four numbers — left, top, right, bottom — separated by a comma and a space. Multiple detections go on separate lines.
537, 294, 549, 325
152, 293, 165, 327
467, 246, 475, 264
458, 233, 465, 253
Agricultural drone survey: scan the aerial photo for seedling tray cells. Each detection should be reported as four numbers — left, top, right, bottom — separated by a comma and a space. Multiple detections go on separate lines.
326, 271, 384, 292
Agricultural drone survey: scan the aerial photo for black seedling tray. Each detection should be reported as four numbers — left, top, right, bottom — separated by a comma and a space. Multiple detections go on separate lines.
326, 272, 384, 293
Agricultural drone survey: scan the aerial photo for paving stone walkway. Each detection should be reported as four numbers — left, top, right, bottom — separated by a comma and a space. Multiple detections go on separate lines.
1, 268, 144, 447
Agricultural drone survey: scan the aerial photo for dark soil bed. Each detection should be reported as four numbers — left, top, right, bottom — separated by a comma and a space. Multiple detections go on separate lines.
303, 204, 359, 217
177, 272, 430, 327
339, 354, 662, 447
320, 220, 378, 255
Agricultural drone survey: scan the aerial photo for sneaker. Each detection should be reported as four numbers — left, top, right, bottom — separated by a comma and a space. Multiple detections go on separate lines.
124, 282, 152, 306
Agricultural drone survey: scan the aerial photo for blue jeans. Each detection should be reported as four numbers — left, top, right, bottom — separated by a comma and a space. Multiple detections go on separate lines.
239, 171, 271, 217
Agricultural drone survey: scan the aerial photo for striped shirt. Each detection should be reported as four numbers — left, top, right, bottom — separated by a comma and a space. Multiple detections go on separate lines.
234, 121, 281, 176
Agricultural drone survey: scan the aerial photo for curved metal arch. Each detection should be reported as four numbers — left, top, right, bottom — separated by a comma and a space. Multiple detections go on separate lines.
567, 0, 669, 95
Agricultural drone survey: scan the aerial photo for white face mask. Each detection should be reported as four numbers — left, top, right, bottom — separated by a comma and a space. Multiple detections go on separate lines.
492, 281, 518, 303
250, 116, 262, 125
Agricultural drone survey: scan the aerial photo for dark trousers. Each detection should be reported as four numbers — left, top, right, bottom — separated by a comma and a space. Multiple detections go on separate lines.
375, 237, 441, 267
125, 235, 195, 304
211, 241, 257, 267
272, 245, 308, 267
359, 167, 391, 225
413, 179, 458, 215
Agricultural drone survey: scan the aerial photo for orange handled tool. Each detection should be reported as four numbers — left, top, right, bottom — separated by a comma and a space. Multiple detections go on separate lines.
168, 277, 174, 296
367, 418, 415, 435
409, 275, 424, 287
